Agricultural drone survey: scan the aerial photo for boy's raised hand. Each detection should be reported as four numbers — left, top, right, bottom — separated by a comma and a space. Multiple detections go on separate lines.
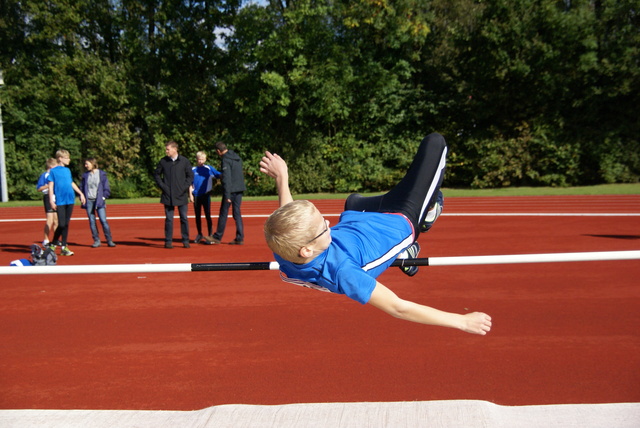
260, 151, 293, 206
260, 151, 288, 180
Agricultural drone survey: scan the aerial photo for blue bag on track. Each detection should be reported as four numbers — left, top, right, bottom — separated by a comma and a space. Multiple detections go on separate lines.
10, 258, 33, 266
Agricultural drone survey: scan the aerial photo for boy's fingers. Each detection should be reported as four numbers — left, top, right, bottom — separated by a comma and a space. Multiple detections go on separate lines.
259, 159, 271, 170
260, 151, 287, 179
264, 151, 284, 162
264, 150, 279, 160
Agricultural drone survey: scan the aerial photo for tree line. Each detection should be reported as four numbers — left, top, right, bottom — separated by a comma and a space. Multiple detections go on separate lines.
0, 0, 638, 200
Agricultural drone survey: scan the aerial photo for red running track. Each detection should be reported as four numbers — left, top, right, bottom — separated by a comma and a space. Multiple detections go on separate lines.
0, 195, 639, 410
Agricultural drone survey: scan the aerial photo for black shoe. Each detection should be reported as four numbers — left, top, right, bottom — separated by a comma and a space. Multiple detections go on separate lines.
183, 241, 191, 248
229, 239, 244, 245
194, 234, 203, 244
165, 243, 173, 249
399, 242, 420, 277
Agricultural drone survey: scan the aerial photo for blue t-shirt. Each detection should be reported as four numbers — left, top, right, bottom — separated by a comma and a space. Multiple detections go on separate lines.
275, 211, 414, 304
36, 171, 50, 194
192, 165, 221, 196
47, 166, 76, 205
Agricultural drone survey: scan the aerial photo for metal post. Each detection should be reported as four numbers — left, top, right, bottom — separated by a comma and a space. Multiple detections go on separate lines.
0, 70, 8, 202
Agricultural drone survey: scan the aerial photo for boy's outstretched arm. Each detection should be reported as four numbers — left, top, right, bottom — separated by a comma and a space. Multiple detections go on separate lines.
368, 282, 492, 335
71, 182, 86, 205
260, 151, 293, 207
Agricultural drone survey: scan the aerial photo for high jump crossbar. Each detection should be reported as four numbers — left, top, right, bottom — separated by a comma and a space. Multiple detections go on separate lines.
1, 250, 639, 275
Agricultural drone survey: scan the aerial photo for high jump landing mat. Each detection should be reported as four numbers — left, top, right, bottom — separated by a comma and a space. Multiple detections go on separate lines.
1, 400, 639, 427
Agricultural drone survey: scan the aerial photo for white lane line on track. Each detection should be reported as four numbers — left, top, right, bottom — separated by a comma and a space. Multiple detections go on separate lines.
1, 212, 640, 222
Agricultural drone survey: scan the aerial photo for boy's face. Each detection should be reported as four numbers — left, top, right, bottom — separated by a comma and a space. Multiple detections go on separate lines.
196, 155, 206, 166
305, 209, 331, 253
59, 155, 70, 166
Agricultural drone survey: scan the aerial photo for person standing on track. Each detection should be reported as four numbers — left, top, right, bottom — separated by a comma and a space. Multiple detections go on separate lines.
47, 150, 86, 256
259, 133, 492, 334
190, 151, 221, 244
205, 142, 246, 245
36, 158, 59, 246
154, 141, 194, 249
80, 157, 116, 248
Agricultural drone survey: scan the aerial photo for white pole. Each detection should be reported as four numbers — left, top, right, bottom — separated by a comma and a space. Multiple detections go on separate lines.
0, 70, 8, 202
426, 250, 640, 266
0, 250, 638, 275
0, 263, 194, 275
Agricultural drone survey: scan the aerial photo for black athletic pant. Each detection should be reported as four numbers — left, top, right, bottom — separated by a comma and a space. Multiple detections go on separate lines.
52, 204, 74, 246
344, 133, 447, 240
193, 194, 212, 236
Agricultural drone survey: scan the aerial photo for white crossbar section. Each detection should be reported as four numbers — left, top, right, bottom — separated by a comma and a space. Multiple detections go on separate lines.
428, 250, 640, 266
0, 263, 193, 275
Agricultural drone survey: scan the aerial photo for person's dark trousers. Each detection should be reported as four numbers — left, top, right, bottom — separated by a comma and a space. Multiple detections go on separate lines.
213, 192, 244, 242
52, 204, 74, 246
164, 204, 190, 244
193, 194, 212, 236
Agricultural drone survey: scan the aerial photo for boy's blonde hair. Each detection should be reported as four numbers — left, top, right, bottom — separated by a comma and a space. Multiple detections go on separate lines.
55, 149, 70, 160
196, 151, 207, 158
264, 200, 319, 262
46, 158, 57, 168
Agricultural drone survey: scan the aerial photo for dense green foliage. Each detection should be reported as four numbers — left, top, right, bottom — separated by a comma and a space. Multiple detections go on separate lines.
0, 0, 638, 200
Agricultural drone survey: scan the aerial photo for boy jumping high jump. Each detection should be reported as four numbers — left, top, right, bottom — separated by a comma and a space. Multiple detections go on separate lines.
259, 133, 492, 335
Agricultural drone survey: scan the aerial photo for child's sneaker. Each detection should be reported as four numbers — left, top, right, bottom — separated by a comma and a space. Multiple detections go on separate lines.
60, 246, 74, 256
398, 242, 420, 277
421, 191, 444, 232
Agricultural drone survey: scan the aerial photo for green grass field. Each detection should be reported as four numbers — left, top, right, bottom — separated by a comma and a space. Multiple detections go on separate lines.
1, 183, 638, 208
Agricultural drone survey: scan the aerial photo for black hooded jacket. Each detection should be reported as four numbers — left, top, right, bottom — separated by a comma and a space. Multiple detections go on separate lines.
220, 149, 246, 199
